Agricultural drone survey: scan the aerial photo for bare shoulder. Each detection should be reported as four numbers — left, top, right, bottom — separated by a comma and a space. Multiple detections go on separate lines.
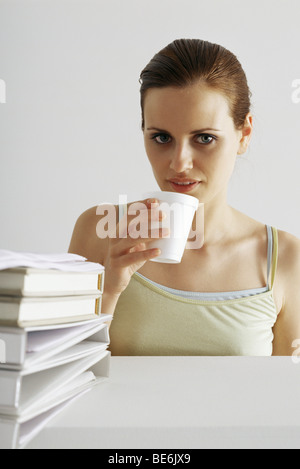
277, 229, 300, 283
274, 228, 300, 314
266, 228, 300, 309
272, 229, 300, 355
68, 204, 119, 264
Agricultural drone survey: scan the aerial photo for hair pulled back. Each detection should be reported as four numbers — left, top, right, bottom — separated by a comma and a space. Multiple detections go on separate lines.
139, 39, 251, 130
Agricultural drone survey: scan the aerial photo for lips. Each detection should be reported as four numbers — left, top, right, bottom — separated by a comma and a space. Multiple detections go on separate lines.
168, 178, 201, 193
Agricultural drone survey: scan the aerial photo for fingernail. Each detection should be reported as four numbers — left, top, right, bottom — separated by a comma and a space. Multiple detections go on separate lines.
147, 199, 159, 207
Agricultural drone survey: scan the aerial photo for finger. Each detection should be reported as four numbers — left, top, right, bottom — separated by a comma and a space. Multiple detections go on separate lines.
117, 246, 161, 268
111, 228, 169, 260
118, 201, 164, 239
129, 242, 147, 253
117, 201, 148, 238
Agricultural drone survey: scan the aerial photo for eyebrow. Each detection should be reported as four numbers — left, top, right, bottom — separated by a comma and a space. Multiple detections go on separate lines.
146, 127, 222, 134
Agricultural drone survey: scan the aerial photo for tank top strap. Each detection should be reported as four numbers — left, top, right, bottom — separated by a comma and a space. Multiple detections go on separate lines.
267, 226, 278, 291
266, 225, 273, 284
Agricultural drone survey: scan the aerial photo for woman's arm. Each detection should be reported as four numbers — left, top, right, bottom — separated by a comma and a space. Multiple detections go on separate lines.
272, 232, 300, 356
68, 200, 166, 319
68, 206, 121, 321
68, 206, 106, 262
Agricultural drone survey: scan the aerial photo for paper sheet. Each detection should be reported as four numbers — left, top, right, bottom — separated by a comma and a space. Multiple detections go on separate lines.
0, 250, 104, 272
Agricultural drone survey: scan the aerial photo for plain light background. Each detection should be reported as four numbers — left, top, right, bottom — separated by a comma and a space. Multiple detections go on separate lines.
0, 0, 299, 253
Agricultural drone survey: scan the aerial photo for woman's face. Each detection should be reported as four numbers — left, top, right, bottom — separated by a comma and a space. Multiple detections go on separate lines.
143, 84, 252, 205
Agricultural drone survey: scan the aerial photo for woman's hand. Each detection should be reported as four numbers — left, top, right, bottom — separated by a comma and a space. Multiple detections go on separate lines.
103, 198, 168, 296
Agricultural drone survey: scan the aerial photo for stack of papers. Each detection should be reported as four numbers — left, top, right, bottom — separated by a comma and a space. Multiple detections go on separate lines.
0, 250, 111, 449
0, 251, 106, 326
0, 250, 104, 272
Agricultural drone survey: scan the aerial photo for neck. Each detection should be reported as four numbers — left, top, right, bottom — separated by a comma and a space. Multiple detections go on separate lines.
193, 189, 235, 247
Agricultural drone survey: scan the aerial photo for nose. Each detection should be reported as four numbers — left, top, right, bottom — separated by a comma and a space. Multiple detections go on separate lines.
169, 142, 194, 173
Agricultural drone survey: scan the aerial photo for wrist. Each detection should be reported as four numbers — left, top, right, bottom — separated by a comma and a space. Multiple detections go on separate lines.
103, 271, 128, 297
101, 289, 121, 317
103, 291, 122, 303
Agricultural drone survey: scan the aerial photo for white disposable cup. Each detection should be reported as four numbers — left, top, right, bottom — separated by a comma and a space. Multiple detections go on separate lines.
143, 191, 199, 263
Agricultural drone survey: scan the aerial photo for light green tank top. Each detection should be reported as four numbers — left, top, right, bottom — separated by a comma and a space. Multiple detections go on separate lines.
109, 225, 279, 356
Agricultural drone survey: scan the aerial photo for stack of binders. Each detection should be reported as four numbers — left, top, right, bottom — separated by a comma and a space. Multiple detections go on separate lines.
0, 250, 112, 449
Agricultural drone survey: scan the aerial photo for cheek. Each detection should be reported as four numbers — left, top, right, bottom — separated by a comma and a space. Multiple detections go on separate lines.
144, 140, 156, 162
149, 158, 167, 179
205, 142, 237, 179
144, 142, 167, 169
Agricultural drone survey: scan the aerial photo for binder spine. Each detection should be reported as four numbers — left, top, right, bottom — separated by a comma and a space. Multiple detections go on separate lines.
0, 372, 22, 408
95, 295, 103, 316
0, 330, 26, 366
98, 272, 105, 293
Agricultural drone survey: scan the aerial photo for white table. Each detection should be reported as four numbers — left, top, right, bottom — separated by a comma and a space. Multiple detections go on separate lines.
28, 356, 300, 449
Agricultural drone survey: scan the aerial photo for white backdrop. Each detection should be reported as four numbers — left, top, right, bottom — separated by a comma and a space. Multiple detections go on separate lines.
0, 0, 299, 253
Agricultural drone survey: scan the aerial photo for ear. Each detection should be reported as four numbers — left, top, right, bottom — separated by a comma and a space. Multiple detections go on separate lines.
237, 113, 253, 155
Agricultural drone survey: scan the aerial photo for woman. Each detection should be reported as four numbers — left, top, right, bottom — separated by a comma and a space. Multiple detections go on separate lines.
69, 39, 300, 356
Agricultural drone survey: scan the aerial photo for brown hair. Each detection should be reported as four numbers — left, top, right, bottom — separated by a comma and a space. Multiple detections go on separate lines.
139, 38, 252, 130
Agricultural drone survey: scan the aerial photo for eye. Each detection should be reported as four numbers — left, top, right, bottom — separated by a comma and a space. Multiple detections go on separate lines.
151, 133, 171, 144
196, 134, 216, 145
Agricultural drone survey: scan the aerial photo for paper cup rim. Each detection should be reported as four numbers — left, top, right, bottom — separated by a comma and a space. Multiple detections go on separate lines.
143, 191, 199, 209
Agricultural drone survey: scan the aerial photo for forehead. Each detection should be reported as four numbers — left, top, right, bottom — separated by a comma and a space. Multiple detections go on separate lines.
143, 84, 233, 131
